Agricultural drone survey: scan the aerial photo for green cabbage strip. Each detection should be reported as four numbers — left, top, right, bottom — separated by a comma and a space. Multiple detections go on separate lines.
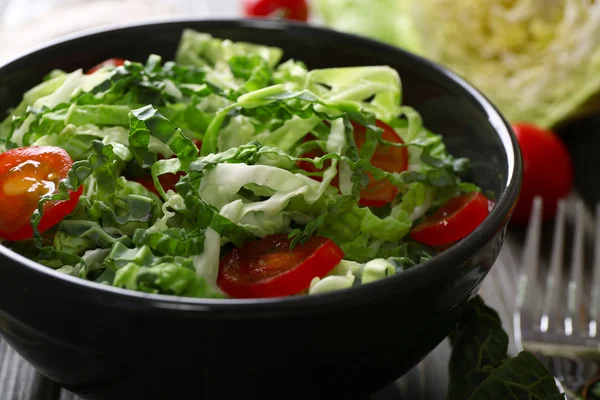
175, 29, 283, 68
175, 140, 468, 263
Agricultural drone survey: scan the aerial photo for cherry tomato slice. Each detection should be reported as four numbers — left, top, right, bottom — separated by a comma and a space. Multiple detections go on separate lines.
510, 123, 573, 225
217, 234, 344, 298
0, 146, 82, 241
242, 0, 309, 21
86, 58, 126, 74
354, 121, 408, 207
297, 120, 408, 207
410, 191, 490, 246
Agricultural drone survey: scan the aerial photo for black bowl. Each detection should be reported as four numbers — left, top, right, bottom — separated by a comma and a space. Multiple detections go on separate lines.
0, 19, 521, 400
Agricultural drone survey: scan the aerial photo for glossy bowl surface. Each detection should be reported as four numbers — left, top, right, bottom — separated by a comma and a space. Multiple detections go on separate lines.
0, 19, 521, 400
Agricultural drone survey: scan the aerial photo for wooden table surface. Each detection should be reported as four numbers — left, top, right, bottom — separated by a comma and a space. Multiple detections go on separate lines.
0, 0, 560, 398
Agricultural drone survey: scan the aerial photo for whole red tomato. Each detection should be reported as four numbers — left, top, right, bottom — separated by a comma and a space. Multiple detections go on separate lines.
510, 123, 573, 225
242, 0, 309, 21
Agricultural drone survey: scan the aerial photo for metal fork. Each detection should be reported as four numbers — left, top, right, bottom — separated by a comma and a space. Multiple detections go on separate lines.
514, 196, 600, 397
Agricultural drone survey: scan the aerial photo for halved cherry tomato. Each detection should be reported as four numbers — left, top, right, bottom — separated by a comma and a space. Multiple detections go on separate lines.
354, 121, 408, 206
0, 146, 82, 241
297, 120, 408, 207
86, 58, 126, 74
242, 0, 309, 21
410, 191, 490, 246
510, 123, 573, 225
217, 234, 344, 298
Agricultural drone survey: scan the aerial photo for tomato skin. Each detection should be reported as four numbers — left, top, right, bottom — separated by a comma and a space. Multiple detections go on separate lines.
353, 121, 408, 207
135, 172, 183, 196
297, 120, 408, 207
296, 137, 327, 182
410, 191, 490, 246
86, 58, 126, 74
242, 0, 309, 21
510, 123, 573, 225
217, 234, 344, 298
135, 176, 157, 195
0, 146, 82, 241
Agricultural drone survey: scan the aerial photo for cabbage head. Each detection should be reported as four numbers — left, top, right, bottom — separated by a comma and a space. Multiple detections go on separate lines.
316, 0, 600, 129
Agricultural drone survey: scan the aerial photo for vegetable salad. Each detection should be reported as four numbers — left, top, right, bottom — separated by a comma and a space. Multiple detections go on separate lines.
0, 30, 490, 299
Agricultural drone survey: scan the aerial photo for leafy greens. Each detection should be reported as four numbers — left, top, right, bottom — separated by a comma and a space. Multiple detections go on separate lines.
0, 29, 476, 298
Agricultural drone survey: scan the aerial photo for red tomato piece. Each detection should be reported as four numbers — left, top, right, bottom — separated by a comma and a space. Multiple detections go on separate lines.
135, 173, 183, 196
354, 121, 408, 207
296, 120, 408, 207
242, 0, 309, 21
296, 135, 327, 183
410, 191, 490, 246
510, 123, 573, 225
217, 234, 344, 298
0, 146, 82, 241
86, 58, 126, 74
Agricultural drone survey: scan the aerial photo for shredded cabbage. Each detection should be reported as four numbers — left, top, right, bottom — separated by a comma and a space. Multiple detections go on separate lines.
0, 30, 479, 299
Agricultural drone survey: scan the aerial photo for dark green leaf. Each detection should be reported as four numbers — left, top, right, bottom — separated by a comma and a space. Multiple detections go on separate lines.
132, 227, 205, 257
183, 193, 255, 247
129, 105, 198, 162
464, 352, 564, 399
447, 296, 564, 400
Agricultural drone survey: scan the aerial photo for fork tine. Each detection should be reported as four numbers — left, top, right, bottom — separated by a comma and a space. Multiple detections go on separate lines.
566, 200, 586, 336
589, 203, 600, 337
540, 199, 567, 333
515, 196, 543, 327
515, 198, 600, 393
